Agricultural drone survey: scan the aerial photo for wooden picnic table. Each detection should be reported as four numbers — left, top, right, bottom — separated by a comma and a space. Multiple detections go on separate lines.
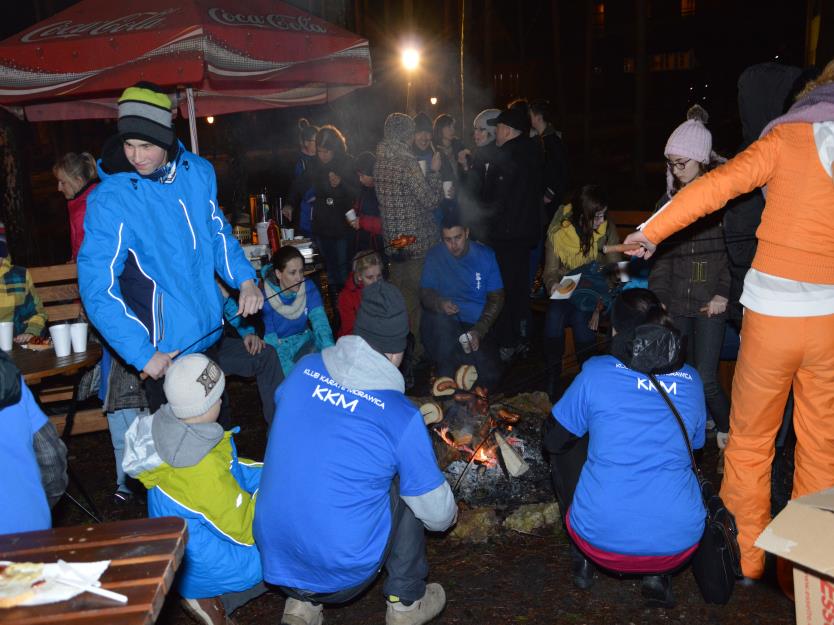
0, 516, 188, 625
10, 342, 102, 386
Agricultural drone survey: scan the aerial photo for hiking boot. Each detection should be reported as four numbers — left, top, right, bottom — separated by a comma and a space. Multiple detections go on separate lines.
641, 574, 675, 608
570, 543, 595, 590
282, 598, 323, 625
386, 583, 446, 625
181, 597, 228, 625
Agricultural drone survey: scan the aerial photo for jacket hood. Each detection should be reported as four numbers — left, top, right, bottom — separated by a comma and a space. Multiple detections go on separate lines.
321, 335, 405, 392
151, 404, 224, 468
122, 411, 163, 478
738, 62, 802, 147
383, 113, 415, 146
610, 323, 684, 374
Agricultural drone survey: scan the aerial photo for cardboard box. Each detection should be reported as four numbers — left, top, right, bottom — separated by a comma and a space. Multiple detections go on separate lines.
755, 487, 834, 625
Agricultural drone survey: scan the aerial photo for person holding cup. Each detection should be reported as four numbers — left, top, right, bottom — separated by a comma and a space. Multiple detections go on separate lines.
0, 236, 48, 348
309, 125, 359, 304
419, 211, 505, 390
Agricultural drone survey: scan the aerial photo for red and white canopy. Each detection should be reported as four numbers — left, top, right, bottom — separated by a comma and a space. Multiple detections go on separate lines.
0, 0, 371, 149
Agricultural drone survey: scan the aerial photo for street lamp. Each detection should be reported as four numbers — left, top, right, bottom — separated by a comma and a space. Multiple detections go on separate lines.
430, 97, 438, 106
401, 47, 420, 114
206, 116, 215, 124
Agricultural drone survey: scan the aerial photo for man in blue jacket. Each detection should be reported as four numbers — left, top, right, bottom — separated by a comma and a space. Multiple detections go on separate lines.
78, 82, 264, 409
255, 281, 456, 625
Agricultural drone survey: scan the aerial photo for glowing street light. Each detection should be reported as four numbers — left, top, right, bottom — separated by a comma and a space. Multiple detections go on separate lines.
206, 116, 215, 124
400, 47, 421, 114
430, 97, 438, 106
401, 48, 420, 72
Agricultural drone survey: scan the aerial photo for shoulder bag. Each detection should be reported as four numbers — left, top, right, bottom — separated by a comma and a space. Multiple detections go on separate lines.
648, 373, 742, 605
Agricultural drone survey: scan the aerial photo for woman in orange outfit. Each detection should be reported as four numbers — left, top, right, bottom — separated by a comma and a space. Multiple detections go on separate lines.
624, 61, 834, 581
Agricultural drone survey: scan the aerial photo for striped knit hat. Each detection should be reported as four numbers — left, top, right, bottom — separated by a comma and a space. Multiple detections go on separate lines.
118, 82, 175, 149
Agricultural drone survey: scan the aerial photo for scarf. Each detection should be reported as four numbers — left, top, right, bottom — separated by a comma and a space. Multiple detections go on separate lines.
265, 279, 307, 320
760, 82, 834, 138
144, 144, 183, 184
548, 204, 608, 270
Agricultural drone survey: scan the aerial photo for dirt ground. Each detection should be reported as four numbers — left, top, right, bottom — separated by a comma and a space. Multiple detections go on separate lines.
52, 342, 796, 625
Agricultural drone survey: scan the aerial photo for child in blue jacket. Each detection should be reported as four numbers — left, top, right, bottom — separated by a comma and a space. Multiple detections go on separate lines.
122, 354, 264, 624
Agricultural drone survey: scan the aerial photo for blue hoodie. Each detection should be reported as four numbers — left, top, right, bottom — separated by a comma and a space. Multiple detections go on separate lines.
79, 139, 255, 371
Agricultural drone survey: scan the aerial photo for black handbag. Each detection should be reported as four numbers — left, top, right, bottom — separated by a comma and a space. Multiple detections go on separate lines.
648, 373, 742, 605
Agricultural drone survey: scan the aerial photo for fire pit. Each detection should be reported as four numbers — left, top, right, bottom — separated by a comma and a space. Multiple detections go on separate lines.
419, 368, 554, 508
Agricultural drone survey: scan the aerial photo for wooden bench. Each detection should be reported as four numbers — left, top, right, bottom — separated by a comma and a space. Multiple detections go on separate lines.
29, 263, 107, 435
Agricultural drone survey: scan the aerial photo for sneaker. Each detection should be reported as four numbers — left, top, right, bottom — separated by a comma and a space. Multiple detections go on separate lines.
181, 597, 228, 625
386, 583, 446, 625
640, 574, 675, 608
282, 598, 323, 625
112, 490, 134, 505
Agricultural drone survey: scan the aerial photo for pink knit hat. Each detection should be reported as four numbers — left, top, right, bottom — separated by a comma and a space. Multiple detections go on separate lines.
664, 105, 712, 163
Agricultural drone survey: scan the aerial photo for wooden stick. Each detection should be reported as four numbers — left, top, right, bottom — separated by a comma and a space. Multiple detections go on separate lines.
602, 243, 642, 254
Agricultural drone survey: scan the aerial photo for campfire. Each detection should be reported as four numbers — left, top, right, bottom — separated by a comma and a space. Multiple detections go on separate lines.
421, 366, 528, 481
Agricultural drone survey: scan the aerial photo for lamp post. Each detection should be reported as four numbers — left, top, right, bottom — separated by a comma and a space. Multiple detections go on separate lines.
401, 47, 420, 114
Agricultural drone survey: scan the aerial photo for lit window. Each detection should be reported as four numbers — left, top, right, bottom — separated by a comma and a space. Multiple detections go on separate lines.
681, 0, 696, 16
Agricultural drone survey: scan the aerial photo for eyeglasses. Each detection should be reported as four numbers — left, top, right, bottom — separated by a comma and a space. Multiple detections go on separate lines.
666, 158, 692, 171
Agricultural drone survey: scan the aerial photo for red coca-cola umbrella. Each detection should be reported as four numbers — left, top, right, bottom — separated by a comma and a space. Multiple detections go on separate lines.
0, 0, 372, 152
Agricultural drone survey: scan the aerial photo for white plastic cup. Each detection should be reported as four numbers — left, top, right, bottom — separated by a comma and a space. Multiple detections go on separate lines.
617, 260, 630, 283
70, 322, 88, 353
458, 332, 472, 354
281, 228, 295, 240
443, 180, 454, 199
0, 322, 12, 352
345, 208, 357, 223
256, 221, 270, 246
418, 160, 428, 176
49, 324, 72, 357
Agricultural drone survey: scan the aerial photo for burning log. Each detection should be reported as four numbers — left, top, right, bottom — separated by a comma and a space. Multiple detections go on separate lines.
495, 431, 530, 477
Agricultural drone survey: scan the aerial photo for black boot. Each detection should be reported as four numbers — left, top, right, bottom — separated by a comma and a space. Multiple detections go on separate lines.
641, 574, 675, 608
570, 542, 595, 590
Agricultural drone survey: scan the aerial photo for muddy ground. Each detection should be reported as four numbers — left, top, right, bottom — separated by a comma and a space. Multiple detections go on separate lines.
52, 337, 796, 625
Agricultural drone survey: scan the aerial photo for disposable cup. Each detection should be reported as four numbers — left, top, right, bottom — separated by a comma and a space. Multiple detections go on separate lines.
256, 221, 270, 246
345, 208, 357, 223
617, 260, 630, 283
49, 324, 72, 357
281, 228, 295, 240
418, 160, 428, 176
70, 322, 88, 353
458, 332, 472, 354
443, 180, 454, 199
0, 322, 12, 351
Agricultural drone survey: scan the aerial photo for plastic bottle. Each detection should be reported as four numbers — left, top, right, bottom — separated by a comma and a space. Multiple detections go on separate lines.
267, 220, 281, 253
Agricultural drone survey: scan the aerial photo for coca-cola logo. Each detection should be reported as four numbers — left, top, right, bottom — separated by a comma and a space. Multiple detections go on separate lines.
207, 8, 327, 34
20, 9, 178, 43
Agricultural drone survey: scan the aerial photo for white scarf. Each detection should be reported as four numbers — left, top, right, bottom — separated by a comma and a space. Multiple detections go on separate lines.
265, 279, 307, 320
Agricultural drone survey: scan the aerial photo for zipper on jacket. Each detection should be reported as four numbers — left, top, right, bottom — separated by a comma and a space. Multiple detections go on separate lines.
179, 199, 197, 249
157, 292, 165, 343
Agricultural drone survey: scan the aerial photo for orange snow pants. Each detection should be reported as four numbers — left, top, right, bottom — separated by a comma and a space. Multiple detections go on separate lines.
721, 310, 834, 578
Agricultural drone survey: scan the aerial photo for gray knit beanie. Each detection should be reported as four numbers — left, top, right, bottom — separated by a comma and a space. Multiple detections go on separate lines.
353, 281, 409, 354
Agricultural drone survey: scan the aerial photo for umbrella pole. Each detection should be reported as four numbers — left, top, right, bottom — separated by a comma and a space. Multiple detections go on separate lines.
185, 87, 199, 155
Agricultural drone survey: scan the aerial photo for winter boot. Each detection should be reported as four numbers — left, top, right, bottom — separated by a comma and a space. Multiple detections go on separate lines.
385, 583, 446, 625
570, 543, 595, 590
641, 574, 675, 608
181, 597, 230, 625
282, 598, 324, 625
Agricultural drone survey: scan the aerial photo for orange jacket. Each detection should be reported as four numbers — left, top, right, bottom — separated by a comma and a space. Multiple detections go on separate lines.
643, 123, 834, 284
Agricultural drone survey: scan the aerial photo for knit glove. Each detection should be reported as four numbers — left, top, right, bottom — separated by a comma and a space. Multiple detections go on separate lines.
716, 431, 729, 450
